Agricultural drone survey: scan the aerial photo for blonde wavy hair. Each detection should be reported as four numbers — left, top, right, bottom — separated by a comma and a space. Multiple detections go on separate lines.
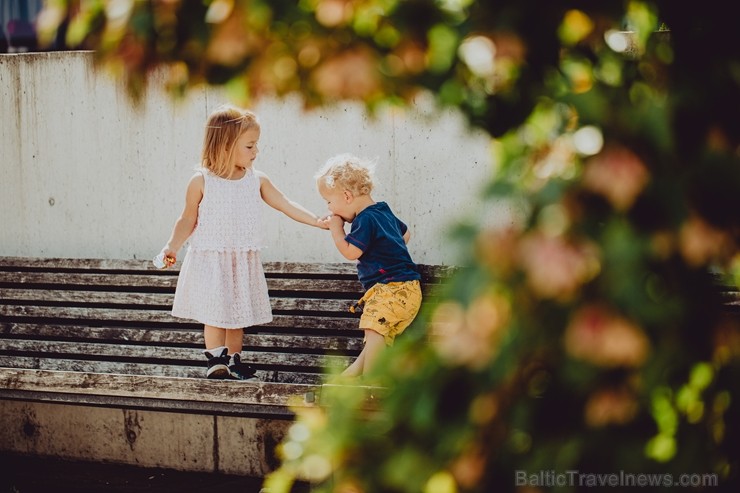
315, 153, 376, 196
201, 105, 260, 178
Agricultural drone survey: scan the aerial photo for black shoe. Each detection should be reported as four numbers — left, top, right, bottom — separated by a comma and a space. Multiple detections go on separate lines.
205, 347, 230, 379
228, 353, 257, 380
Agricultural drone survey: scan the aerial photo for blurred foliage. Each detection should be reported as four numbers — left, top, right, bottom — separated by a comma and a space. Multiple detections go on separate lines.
38, 0, 740, 491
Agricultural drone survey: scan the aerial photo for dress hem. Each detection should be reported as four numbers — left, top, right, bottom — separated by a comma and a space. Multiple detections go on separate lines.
186, 245, 267, 253
171, 312, 274, 329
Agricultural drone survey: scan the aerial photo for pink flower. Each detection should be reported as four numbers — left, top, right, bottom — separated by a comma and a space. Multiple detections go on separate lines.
584, 387, 639, 427
582, 145, 650, 211
564, 304, 650, 368
431, 294, 511, 370
679, 214, 733, 267
518, 232, 600, 301
451, 446, 487, 489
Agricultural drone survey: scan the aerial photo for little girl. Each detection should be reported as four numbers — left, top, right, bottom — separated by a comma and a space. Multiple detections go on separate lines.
157, 104, 325, 380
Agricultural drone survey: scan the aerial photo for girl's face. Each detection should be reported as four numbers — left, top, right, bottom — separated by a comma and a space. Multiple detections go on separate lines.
232, 127, 260, 168
318, 179, 354, 222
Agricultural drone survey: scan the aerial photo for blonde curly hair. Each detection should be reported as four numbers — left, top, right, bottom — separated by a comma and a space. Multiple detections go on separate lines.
315, 153, 376, 196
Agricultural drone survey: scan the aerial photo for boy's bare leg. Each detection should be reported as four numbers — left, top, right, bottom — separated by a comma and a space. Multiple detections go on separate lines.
342, 329, 385, 377
342, 350, 365, 377
361, 330, 386, 374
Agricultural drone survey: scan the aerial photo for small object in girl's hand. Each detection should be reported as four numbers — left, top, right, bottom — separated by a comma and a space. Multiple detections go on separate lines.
153, 253, 173, 269
153, 253, 166, 269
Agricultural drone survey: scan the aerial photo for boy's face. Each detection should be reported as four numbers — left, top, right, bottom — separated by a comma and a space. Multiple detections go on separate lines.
318, 180, 355, 222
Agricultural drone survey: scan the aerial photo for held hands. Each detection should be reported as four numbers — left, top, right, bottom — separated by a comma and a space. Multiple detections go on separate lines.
318, 214, 345, 231
316, 214, 332, 230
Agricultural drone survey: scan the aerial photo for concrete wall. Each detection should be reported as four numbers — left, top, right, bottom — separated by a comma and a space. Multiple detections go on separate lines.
0, 51, 494, 265
0, 399, 289, 476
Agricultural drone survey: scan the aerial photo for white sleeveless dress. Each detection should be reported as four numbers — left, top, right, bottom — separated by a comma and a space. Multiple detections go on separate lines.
172, 168, 273, 328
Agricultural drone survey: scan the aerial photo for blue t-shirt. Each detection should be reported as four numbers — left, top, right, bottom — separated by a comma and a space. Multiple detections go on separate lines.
345, 202, 421, 290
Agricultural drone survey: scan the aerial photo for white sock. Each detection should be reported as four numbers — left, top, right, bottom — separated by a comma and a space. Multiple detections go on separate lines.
203, 346, 227, 358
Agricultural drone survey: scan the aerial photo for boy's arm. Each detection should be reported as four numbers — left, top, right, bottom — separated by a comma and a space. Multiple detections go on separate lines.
327, 215, 364, 260
257, 171, 324, 228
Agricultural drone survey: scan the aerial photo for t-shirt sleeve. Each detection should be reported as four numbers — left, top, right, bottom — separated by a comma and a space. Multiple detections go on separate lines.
398, 218, 408, 235
345, 213, 374, 252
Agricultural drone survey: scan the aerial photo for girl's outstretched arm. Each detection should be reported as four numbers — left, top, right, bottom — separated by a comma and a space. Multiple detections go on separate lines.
257, 171, 325, 228
162, 172, 204, 259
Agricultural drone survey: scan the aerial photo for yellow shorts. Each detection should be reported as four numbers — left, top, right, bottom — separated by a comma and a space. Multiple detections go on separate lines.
351, 280, 422, 346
